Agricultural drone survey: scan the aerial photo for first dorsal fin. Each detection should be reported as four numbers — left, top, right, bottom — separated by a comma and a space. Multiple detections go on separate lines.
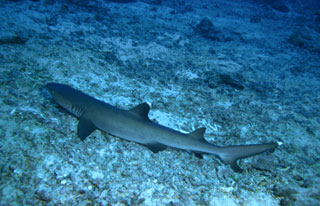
129, 103, 150, 121
187, 127, 207, 142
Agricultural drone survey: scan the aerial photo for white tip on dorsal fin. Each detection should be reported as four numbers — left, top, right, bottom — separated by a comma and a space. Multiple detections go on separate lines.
129, 102, 150, 120
187, 127, 207, 142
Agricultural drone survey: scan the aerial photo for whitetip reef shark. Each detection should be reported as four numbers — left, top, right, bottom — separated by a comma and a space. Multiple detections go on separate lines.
46, 82, 278, 172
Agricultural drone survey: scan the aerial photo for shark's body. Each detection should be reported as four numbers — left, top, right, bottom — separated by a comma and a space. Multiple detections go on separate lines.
46, 82, 278, 172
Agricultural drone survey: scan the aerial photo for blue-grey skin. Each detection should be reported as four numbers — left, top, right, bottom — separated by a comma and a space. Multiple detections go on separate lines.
46, 82, 278, 172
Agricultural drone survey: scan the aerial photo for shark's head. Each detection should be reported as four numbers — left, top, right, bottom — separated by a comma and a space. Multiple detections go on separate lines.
46, 82, 75, 113
46, 82, 90, 117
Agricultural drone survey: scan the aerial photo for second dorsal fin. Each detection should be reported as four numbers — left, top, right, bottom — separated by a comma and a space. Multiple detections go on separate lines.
129, 103, 150, 121
187, 127, 207, 142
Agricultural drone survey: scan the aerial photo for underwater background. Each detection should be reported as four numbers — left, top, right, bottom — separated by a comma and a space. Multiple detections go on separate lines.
0, 0, 319, 205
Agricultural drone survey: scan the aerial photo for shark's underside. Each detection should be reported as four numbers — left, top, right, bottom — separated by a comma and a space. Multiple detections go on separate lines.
46, 82, 278, 172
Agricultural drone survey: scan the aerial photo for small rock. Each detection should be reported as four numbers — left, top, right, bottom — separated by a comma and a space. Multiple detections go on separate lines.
196, 17, 218, 39
36, 190, 52, 202
271, 4, 290, 13
0, 35, 28, 45
219, 73, 244, 90
141, 0, 162, 5
45, 16, 58, 26
67, 0, 90, 6
107, 0, 137, 3
288, 33, 310, 49
250, 16, 261, 23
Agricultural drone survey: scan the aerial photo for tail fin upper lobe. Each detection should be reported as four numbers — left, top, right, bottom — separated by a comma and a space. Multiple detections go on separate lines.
218, 143, 278, 172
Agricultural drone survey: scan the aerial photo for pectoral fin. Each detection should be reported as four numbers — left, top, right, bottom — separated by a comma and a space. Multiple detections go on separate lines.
145, 143, 167, 153
77, 117, 96, 141
194, 153, 204, 159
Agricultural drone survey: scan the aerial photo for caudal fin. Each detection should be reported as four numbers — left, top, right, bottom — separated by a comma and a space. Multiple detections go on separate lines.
218, 143, 278, 172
